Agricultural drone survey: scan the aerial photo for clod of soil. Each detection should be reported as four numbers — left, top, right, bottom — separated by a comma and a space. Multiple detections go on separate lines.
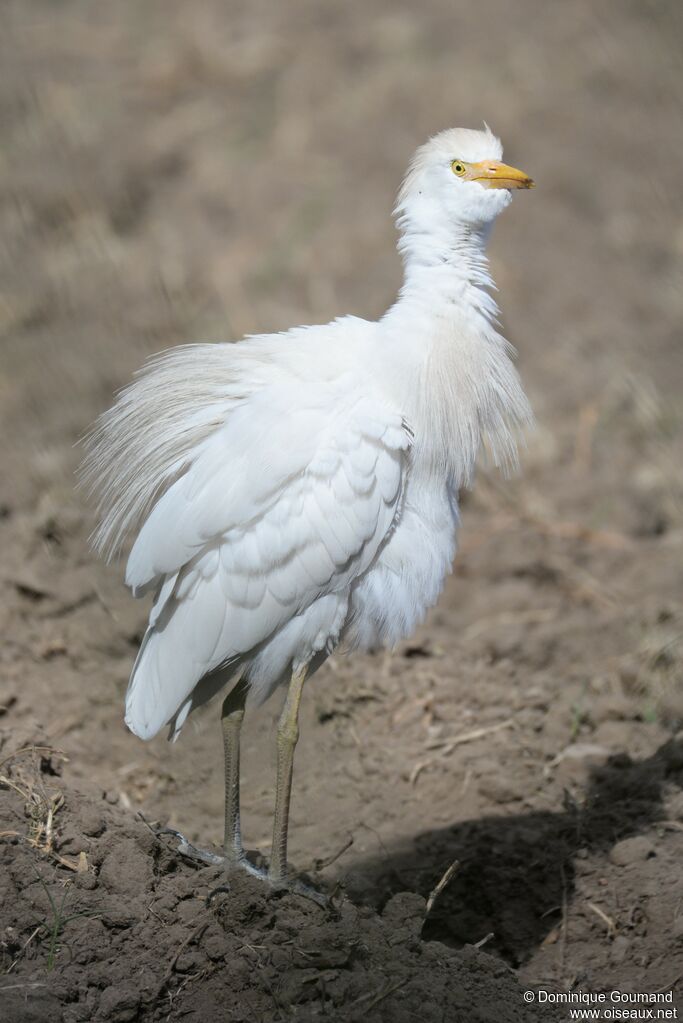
0, 747, 556, 1023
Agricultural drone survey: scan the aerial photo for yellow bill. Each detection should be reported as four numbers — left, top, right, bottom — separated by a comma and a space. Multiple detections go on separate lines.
467, 160, 534, 189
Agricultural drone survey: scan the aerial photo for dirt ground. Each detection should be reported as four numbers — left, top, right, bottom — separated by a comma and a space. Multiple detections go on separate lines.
1, 1, 682, 1020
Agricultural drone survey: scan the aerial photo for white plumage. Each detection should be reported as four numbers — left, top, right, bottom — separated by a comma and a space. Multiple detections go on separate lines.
83, 126, 534, 892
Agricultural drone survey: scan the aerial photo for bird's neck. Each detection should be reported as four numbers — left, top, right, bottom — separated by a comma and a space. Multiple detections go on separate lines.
384, 220, 499, 332
377, 218, 530, 489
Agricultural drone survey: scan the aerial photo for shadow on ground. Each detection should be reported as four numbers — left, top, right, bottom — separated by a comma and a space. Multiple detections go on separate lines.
345, 739, 683, 967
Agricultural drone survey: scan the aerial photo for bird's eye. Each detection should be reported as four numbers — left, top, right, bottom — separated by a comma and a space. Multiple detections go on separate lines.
451, 160, 467, 177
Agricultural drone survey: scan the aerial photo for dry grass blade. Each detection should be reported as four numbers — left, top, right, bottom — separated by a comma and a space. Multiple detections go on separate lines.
463, 608, 557, 642
478, 474, 633, 552
654, 973, 683, 995
409, 719, 514, 785
0, 746, 64, 770
0, 744, 76, 870
587, 902, 617, 938
425, 718, 514, 754
408, 758, 432, 786
0, 983, 47, 992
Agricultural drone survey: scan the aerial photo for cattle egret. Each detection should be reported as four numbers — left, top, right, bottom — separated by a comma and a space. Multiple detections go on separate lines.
83, 126, 534, 900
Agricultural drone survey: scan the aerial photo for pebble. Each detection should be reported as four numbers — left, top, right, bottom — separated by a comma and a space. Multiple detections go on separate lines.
151, 893, 179, 915
381, 892, 426, 936
57, 825, 89, 855
80, 809, 106, 837
609, 836, 656, 866
203, 925, 231, 961
478, 776, 522, 804
176, 897, 203, 923
610, 935, 630, 963
74, 871, 98, 890
588, 696, 633, 725
98, 984, 141, 1023
99, 838, 153, 897
175, 948, 205, 973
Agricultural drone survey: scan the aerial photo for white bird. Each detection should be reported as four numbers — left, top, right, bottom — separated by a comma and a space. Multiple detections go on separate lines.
83, 126, 534, 899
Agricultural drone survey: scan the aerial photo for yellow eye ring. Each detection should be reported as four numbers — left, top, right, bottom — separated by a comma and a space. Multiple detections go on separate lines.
451, 160, 467, 177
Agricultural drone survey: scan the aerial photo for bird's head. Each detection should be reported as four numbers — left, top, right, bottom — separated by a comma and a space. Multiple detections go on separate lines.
396, 125, 533, 235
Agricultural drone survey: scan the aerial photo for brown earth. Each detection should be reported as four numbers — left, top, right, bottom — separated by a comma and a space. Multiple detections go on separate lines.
1, 1, 683, 1021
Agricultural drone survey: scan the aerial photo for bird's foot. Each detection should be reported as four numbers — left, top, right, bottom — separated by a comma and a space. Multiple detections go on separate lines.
142, 819, 224, 867
269, 873, 333, 910
205, 855, 266, 904
208, 850, 275, 900
207, 857, 335, 911
140, 817, 336, 910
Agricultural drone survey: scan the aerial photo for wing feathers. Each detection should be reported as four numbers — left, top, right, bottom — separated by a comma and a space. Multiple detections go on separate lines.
96, 354, 411, 740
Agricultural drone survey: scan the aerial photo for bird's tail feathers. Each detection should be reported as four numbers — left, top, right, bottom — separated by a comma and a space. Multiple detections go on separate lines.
80, 342, 248, 561
124, 621, 242, 742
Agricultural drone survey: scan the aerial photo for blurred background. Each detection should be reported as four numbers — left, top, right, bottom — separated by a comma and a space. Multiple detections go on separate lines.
1, 0, 682, 990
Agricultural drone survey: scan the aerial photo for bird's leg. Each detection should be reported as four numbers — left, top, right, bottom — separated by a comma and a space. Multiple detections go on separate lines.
207, 676, 270, 902
218, 676, 268, 881
268, 664, 308, 885
221, 675, 249, 868
146, 676, 253, 880
168, 667, 328, 909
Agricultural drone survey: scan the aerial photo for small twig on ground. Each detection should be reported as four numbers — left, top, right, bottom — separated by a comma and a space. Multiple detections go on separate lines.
654, 973, 682, 995
313, 836, 354, 871
473, 932, 495, 949
408, 758, 431, 786
6, 926, 43, 974
137, 811, 160, 836
425, 719, 515, 755
0, 776, 30, 800
540, 904, 563, 920
44, 794, 60, 853
158, 918, 208, 995
424, 860, 460, 922
350, 977, 409, 1012
0, 983, 47, 993
410, 720, 514, 786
